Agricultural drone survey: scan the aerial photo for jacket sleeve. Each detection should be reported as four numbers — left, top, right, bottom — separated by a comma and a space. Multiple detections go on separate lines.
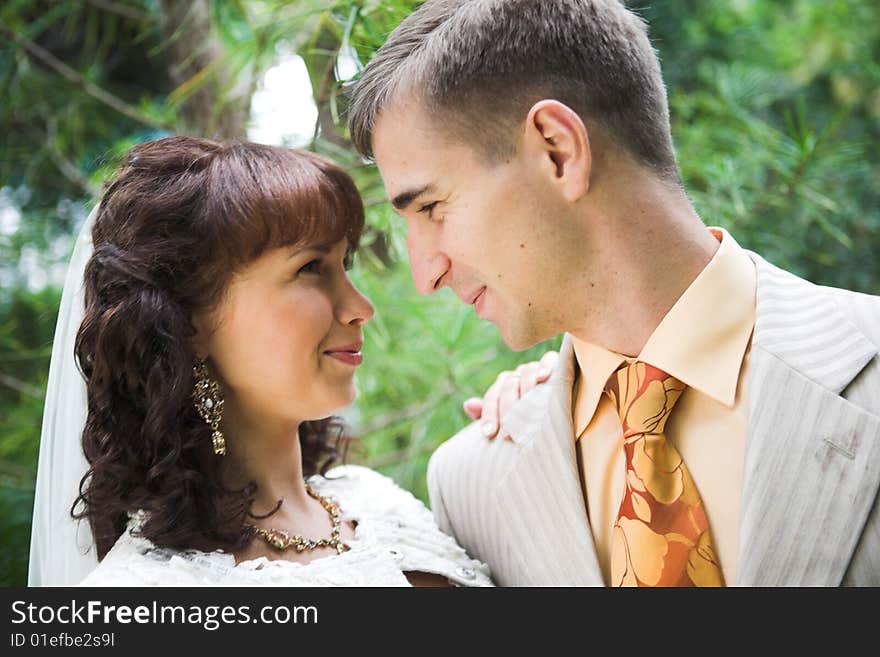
426, 446, 454, 537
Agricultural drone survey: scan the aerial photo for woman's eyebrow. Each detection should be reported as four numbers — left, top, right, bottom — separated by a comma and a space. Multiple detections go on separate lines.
286, 243, 332, 259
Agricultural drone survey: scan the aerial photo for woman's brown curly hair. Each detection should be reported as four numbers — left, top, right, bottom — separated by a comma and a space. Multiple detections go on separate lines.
72, 136, 365, 559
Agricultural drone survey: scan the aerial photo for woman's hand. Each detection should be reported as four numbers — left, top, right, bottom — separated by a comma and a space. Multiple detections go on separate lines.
463, 350, 559, 440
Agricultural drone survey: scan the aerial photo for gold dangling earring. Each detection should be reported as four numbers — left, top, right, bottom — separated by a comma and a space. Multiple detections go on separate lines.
192, 358, 225, 455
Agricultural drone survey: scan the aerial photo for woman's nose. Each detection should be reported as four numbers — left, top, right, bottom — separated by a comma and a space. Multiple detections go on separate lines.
339, 279, 374, 326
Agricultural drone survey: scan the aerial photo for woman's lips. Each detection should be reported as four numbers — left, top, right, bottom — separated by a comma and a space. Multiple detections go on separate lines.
325, 351, 363, 366
324, 342, 364, 366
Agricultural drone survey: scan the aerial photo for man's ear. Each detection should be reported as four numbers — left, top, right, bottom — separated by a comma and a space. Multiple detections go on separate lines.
523, 100, 592, 202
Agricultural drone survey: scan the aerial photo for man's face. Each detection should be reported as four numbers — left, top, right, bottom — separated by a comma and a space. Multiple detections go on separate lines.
372, 101, 577, 350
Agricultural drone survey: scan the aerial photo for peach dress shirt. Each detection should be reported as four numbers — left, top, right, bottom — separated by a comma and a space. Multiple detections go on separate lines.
572, 227, 756, 585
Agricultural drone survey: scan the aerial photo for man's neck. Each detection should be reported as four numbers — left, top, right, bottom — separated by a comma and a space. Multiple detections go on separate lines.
568, 169, 719, 357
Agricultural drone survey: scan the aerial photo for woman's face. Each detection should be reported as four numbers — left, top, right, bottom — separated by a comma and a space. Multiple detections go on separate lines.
197, 238, 374, 428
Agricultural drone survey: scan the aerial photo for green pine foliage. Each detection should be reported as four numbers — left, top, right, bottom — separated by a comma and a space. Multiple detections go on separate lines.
642, 0, 880, 293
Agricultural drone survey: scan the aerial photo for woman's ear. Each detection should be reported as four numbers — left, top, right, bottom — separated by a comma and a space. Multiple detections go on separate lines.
190, 313, 211, 361
523, 99, 592, 202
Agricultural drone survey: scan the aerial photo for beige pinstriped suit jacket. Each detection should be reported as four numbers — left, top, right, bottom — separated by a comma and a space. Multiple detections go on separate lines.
427, 253, 880, 586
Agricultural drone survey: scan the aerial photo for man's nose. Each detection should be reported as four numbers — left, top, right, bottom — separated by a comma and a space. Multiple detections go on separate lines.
407, 230, 449, 295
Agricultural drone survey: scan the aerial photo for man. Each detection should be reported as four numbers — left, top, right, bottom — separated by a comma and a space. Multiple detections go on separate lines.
348, 0, 880, 585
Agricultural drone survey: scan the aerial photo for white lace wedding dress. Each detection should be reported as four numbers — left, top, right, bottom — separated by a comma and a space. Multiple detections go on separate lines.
78, 465, 493, 587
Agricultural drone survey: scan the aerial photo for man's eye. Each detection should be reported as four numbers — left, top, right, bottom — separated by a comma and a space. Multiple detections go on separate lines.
418, 202, 438, 219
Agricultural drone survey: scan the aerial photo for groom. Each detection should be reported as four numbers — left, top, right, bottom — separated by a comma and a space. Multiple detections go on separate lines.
348, 0, 880, 585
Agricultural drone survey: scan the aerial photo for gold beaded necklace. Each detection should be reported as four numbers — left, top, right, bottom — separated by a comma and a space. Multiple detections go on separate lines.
246, 483, 350, 555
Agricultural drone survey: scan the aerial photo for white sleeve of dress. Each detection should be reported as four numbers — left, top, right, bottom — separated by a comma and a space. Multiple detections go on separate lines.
76, 516, 285, 587
319, 465, 494, 587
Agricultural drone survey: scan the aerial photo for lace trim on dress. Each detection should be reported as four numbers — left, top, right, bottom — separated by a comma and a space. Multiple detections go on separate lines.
78, 465, 493, 587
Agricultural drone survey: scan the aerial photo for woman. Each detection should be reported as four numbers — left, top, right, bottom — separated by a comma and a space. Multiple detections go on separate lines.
37, 136, 552, 587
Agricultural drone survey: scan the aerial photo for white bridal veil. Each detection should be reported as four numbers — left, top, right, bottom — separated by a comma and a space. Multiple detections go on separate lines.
28, 206, 98, 586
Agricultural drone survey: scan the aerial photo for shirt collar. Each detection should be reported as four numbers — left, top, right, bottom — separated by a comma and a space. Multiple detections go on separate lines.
571, 340, 626, 437
572, 227, 756, 434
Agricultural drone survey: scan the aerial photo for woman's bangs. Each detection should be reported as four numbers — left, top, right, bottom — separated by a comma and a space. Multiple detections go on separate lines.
205, 145, 365, 268
267, 156, 365, 254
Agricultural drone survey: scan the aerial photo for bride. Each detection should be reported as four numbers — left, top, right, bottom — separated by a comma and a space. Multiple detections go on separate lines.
29, 135, 556, 587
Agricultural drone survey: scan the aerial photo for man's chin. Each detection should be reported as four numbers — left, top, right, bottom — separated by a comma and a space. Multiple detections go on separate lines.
496, 323, 542, 352
495, 317, 563, 352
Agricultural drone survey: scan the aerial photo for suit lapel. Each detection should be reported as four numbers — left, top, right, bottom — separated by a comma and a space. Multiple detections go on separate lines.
738, 254, 880, 585
494, 335, 604, 585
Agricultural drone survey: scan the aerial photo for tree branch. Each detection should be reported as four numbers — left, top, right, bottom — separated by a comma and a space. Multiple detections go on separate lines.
46, 146, 101, 198
358, 381, 456, 435
156, 0, 251, 139
42, 120, 102, 198
0, 348, 52, 363
364, 445, 437, 470
0, 20, 173, 131
0, 458, 35, 484
86, 0, 155, 23
0, 372, 44, 399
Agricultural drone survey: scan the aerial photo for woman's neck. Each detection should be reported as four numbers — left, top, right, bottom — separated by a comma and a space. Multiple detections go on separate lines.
219, 409, 356, 566
219, 406, 312, 514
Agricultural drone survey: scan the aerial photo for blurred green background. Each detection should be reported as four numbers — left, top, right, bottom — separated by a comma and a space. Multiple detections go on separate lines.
1, 0, 878, 586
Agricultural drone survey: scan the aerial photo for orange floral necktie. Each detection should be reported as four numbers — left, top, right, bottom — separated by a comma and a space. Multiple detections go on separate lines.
604, 361, 725, 587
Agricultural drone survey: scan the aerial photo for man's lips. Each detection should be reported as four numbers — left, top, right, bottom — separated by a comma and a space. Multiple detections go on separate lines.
467, 287, 487, 305
324, 342, 364, 366
471, 287, 487, 316
456, 286, 487, 306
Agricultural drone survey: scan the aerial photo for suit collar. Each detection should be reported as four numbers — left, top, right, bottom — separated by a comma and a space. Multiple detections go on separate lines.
749, 252, 877, 393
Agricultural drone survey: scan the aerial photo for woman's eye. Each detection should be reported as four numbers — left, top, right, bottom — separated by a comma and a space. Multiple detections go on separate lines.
298, 259, 321, 275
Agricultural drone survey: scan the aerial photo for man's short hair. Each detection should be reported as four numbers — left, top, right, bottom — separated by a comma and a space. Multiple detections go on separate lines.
348, 0, 680, 184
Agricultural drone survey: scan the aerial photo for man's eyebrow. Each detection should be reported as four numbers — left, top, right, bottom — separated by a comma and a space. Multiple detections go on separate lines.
391, 184, 435, 211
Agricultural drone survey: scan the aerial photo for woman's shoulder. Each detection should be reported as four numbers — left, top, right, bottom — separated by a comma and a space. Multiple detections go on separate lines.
78, 467, 494, 587
77, 517, 232, 587
310, 464, 493, 587
314, 464, 417, 502
311, 464, 442, 526
78, 511, 295, 587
